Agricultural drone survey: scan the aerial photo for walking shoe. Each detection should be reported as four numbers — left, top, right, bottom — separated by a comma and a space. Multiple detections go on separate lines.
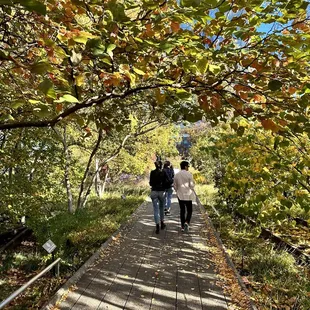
181, 227, 185, 232
156, 224, 160, 234
184, 222, 189, 232
161, 221, 166, 229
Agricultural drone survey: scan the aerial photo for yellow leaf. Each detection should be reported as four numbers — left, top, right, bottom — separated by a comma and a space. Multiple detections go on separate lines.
133, 67, 145, 76
75, 74, 85, 86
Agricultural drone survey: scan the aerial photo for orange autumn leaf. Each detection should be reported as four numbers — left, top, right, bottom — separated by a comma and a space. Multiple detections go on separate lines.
145, 23, 154, 37
278, 119, 288, 126
212, 95, 221, 110
288, 87, 297, 94
198, 95, 210, 112
261, 119, 280, 132
244, 107, 253, 115
171, 21, 180, 33
56, 104, 63, 112
234, 84, 244, 93
251, 61, 263, 71
228, 97, 243, 110
252, 94, 266, 103
240, 92, 248, 100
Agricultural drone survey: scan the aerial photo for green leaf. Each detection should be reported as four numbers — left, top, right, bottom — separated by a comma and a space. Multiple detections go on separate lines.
29, 99, 42, 104
125, 6, 140, 20
180, 0, 200, 7
208, 64, 221, 74
160, 42, 175, 53
31, 62, 50, 74
0, 114, 14, 121
183, 60, 197, 73
237, 126, 245, 136
56, 94, 79, 103
106, 44, 116, 58
11, 100, 26, 109
197, 58, 208, 74
73, 35, 89, 45
0, 50, 9, 60
107, 1, 128, 21
134, 37, 143, 43
73, 32, 97, 44
0, 0, 47, 15
38, 79, 56, 99
33, 104, 50, 117
73, 113, 85, 127
268, 80, 283, 91
175, 89, 191, 99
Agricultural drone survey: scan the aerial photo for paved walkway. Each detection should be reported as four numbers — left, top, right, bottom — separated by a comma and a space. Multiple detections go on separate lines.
55, 196, 230, 309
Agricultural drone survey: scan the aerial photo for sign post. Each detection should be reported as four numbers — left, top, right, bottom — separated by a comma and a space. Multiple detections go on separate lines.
42, 239, 57, 276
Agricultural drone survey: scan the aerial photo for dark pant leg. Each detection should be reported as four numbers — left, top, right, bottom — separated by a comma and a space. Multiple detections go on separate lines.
178, 199, 186, 228
185, 200, 193, 224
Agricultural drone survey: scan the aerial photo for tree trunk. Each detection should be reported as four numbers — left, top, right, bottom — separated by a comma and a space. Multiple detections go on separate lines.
95, 158, 101, 197
63, 126, 74, 213
53, 126, 74, 213
77, 128, 103, 210
95, 158, 110, 198
78, 122, 162, 209
101, 167, 109, 197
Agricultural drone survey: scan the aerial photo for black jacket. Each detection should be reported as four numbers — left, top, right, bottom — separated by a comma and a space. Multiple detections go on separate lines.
149, 169, 167, 191
163, 167, 174, 189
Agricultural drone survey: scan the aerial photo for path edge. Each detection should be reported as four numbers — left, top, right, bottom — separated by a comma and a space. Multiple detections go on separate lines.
195, 194, 258, 310
41, 199, 148, 310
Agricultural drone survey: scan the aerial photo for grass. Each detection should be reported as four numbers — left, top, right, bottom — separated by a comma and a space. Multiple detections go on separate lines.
0, 187, 147, 309
195, 183, 310, 309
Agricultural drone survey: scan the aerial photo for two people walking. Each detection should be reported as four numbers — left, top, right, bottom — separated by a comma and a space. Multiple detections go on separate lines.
150, 160, 195, 234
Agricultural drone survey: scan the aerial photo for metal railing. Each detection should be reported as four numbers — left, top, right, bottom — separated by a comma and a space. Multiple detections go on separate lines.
0, 258, 61, 309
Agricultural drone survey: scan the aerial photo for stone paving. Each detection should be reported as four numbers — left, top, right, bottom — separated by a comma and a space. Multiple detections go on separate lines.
54, 196, 230, 309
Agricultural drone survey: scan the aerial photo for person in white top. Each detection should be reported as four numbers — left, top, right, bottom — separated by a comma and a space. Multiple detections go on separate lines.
173, 160, 195, 232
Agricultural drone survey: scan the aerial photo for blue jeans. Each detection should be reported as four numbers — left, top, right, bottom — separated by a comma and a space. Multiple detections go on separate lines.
165, 188, 173, 211
150, 190, 165, 224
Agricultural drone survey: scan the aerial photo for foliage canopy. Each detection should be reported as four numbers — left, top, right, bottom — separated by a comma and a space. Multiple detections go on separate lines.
0, 0, 309, 134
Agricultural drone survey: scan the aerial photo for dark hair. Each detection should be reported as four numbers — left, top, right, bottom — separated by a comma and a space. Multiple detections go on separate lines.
163, 160, 170, 168
180, 160, 189, 169
154, 160, 162, 169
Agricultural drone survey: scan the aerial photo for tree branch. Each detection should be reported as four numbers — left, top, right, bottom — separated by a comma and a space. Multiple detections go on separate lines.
0, 83, 176, 131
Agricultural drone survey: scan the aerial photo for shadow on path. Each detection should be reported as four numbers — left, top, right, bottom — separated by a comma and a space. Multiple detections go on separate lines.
56, 196, 229, 310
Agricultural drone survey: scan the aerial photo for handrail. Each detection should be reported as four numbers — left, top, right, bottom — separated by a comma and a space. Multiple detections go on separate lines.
0, 228, 30, 254
0, 258, 61, 309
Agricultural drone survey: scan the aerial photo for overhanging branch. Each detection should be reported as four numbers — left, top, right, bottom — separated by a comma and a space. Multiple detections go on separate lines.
0, 83, 175, 131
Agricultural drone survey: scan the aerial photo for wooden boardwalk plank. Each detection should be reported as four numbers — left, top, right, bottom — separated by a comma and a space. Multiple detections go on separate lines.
53, 196, 229, 310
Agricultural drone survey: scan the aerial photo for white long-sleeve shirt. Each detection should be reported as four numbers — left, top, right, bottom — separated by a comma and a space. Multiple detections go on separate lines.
173, 169, 195, 201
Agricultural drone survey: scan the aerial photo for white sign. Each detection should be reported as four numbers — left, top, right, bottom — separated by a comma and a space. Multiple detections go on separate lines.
43, 239, 57, 253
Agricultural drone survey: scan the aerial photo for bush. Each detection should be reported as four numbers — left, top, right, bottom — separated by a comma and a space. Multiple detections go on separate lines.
249, 249, 298, 282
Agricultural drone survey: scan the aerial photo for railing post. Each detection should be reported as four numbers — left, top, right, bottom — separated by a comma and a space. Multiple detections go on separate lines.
56, 261, 60, 277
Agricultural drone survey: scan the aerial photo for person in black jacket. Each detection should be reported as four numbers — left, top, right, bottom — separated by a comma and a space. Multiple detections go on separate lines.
149, 161, 167, 234
163, 161, 174, 215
